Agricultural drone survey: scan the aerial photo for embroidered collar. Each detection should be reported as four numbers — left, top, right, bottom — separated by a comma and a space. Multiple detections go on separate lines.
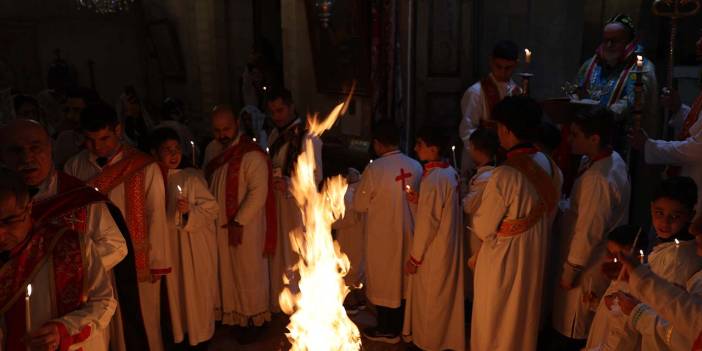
506, 143, 538, 159
577, 148, 613, 177
423, 161, 449, 173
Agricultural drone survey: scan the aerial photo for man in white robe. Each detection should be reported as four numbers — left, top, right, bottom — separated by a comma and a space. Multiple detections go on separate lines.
0, 167, 117, 351
150, 127, 219, 347
471, 96, 563, 351
64, 102, 171, 351
550, 107, 631, 348
266, 88, 322, 311
402, 129, 465, 351
204, 106, 275, 330
352, 120, 422, 343
459, 40, 520, 175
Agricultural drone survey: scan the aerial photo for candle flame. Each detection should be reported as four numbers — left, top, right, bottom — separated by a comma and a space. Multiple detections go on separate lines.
253, 137, 257, 143
451, 145, 456, 151
524, 48, 532, 63
190, 140, 195, 146
639, 249, 644, 256
177, 185, 183, 193
27, 284, 32, 297
614, 257, 618, 263
266, 147, 270, 153
94, 187, 100, 192
369, 159, 373, 164
405, 184, 411, 193
279, 85, 361, 350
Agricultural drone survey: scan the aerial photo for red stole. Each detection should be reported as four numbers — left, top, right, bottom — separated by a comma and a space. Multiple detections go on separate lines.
694, 330, 702, 351
422, 161, 449, 177
1, 224, 86, 351
575, 148, 613, 179
204, 136, 277, 255
498, 148, 559, 236
87, 146, 154, 282
32, 172, 109, 234
480, 76, 501, 127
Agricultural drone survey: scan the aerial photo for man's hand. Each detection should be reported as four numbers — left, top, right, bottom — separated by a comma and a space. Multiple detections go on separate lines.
28, 323, 60, 351
176, 197, 190, 213
404, 259, 418, 275
660, 89, 682, 114
223, 220, 244, 246
604, 291, 640, 315
627, 127, 648, 151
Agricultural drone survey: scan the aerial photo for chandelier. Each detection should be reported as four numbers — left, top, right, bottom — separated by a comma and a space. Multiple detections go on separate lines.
76, 0, 134, 13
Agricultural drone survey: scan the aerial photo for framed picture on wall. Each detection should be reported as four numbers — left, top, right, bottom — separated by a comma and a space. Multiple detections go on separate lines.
304, 0, 371, 95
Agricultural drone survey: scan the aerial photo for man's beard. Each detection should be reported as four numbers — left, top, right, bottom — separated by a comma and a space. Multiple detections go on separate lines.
218, 137, 233, 146
602, 51, 621, 67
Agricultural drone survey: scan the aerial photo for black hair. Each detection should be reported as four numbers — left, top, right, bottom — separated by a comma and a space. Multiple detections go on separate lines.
149, 127, 181, 152
469, 127, 499, 158
537, 121, 562, 151
13, 95, 39, 112
416, 126, 450, 157
492, 40, 520, 61
492, 96, 542, 142
0, 166, 29, 208
266, 86, 293, 106
652, 176, 698, 211
607, 224, 647, 250
372, 119, 400, 147
80, 102, 119, 132
572, 106, 615, 147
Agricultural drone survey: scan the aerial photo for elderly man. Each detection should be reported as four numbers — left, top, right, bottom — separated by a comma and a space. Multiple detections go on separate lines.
64, 102, 170, 351
0, 167, 117, 351
0, 118, 148, 350
203, 105, 275, 335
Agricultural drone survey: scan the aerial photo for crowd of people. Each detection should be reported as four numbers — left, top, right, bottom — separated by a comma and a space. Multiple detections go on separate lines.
1, 12, 702, 351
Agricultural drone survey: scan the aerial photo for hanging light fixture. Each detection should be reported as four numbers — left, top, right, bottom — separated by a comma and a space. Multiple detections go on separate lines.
315, 0, 334, 28
76, 0, 134, 14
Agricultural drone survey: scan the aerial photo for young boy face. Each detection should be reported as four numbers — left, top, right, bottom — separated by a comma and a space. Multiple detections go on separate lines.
468, 141, 489, 166
156, 139, 183, 170
569, 123, 598, 155
414, 138, 438, 162
651, 197, 694, 239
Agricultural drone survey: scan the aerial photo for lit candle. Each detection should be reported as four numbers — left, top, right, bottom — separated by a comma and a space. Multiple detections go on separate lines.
93, 187, 100, 193
266, 147, 270, 154
176, 185, 184, 227
253, 137, 257, 143
614, 257, 618, 263
405, 184, 411, 193
177, 185, 183, 197
190, 140, 196, 167
25, 284, 32, 334
451, 145, 458, 168
639, 249, 645, 264
263, 86, 268, 92
369, 159, 373, 164
636, 55, 643, 70
524, 48, 532, 64
675, 238, 680, 249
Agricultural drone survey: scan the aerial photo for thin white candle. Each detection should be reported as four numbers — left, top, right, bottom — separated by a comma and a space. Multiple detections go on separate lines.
25, 284, 32, 334
524, 48, 532, 64
190, 140, 196, 167
266, 147, 270, 154
636, 55, 643, 70
405, 184, 411, 193
639, 249, 645, 264
675, 238, 680, 248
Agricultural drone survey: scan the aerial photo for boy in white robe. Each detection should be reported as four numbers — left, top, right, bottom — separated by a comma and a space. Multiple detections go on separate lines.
204, 106, 276, 335
352, 120, 423, 344
550, 107, 631, 350
332, 168, 366, 314
471, 96, 563, 351
461, 127, 498, 271
402, 127, 465, 351
584, 224, 643, 351
151, 128, 219, 349
459, 40, 521, 176
603, 177, 702, 350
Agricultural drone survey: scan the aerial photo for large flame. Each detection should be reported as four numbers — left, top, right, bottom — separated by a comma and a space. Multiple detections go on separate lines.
279, 86, 361, 351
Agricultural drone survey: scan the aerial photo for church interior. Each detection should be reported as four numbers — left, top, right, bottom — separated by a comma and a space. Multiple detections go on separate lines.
2, 0, 702, 350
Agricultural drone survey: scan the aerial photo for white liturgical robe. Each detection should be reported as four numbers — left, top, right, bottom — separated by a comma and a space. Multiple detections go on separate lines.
352, 150, 423, 308
164, 168, 219, 345
64, 147, 171, 351
471, 151, 562, 351
553, 151, 631, 339
204, 136, 272, 325
402, 165, 465, 351
332, 182, 366, 288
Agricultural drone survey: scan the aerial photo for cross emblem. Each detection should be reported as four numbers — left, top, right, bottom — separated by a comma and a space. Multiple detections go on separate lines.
395, 168, 412, 189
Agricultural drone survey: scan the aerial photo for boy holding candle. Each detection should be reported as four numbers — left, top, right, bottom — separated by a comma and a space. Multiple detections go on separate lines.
402, 127, 465, 351
601, 176, 702, 351
151, 127, 220, 350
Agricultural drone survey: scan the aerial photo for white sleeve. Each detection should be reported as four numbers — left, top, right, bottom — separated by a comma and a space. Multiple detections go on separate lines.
410, 178, 442, 262
565, 175, 612, 268
462, 172, 490, 215
233, 151, 269, 226
644, 112, 702, 165
471, 169, 509, 241
53, 238, 117, 349
144, 164, 172, 274
351, 165, 375, 213
459, 88, 483, 145
183, 172, 220, 232
86, 202, 127, 271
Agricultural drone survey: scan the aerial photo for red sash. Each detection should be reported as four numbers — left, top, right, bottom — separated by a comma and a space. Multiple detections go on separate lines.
694, 330, 702, 351
204, 137, 277, 255
87, 146, 154, 282
480, 76, 501, 124
497, 151, 559, 236
1, 224, 86, 351
32, 172, 109, 234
